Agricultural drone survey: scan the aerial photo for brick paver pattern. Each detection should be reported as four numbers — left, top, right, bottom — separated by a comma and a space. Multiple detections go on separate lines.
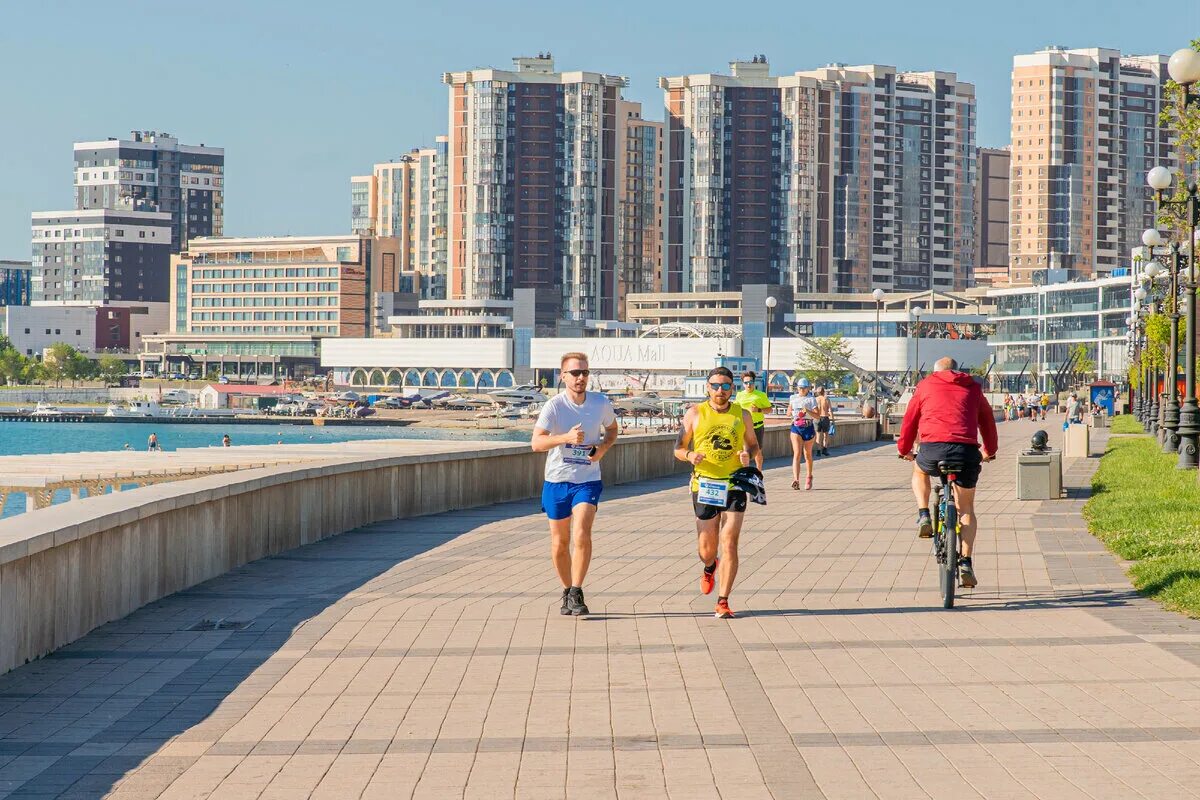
2, 419, 1200, 799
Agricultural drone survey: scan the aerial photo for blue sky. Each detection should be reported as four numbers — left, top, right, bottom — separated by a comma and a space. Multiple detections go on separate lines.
1, 0, 1197, 258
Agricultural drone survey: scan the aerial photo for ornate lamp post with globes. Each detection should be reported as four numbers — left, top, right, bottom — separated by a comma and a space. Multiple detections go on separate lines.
764, 295, 777, 395
1147, 44, 1200, 467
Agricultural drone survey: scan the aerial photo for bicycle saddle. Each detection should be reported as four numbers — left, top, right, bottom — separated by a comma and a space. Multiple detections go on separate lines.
937, 460, 966, 474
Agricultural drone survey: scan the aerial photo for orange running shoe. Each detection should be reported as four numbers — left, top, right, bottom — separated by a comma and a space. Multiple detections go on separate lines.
701, 559, 718, 595
714, 599, 735, 619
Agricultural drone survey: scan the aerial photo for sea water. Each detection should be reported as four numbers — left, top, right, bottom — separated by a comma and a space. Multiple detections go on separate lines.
0, 421, 529, 517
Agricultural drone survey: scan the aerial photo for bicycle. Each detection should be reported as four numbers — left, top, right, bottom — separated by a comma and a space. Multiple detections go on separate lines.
930, 459, 965, 609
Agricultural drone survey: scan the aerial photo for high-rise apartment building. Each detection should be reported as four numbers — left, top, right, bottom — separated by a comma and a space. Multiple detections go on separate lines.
443, 54, 627, 325
616, 102, 663, 318
661, 58, 976, 295
350, 138, 449, 299
974, 147, 1011, 287
31, 210, 173, 303
73, 131, 224, 252
1009, 47, 1171, 285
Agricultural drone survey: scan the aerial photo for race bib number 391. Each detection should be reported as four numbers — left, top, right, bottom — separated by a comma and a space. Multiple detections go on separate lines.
563, 444, 592, 465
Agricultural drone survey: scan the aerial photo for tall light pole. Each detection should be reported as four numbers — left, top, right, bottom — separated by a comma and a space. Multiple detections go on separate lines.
1148, 45, 1200, 467
872, 288, 885, 402
1143, 228, 1181, 451
912, 306, 924, 382
764, 295, 777, 394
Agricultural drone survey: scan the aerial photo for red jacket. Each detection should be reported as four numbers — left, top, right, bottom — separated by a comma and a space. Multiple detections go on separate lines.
897, 370, 998, 456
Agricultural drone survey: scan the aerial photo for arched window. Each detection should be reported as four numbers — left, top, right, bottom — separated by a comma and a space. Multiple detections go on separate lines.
439, 371, 457, 387
404, 369, 421, 388
368, 369, 385, 387
350, 369, 368, 386
495, 371, 514, 387
459, 369, 476, 388
386, 370, 402, 387
477, 371, 495, 389
420, 369, 438, 387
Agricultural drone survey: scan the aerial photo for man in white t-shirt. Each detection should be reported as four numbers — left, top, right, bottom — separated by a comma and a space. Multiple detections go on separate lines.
532, 352, 619, 616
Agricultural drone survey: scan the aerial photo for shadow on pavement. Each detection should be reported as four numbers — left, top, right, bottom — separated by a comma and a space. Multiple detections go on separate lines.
0, 504, 517, 798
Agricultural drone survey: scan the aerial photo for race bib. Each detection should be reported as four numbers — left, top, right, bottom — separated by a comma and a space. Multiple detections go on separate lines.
563, 444, 592, 465
696, 477, 730, 507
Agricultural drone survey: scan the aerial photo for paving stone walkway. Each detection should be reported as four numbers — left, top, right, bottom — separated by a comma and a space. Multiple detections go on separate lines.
2, 419, 1200, 799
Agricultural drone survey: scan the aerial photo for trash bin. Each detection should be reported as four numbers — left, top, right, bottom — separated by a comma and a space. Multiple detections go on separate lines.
1017, 450, 1063, 500
1064, 422, 1090, 458
1092, 413, 1108, 429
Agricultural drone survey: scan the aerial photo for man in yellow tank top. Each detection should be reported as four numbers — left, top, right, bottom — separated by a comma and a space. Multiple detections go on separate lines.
674, 366, 761, 618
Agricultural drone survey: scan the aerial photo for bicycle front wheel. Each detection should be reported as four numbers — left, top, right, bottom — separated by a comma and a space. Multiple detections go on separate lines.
940, 503, 958, 609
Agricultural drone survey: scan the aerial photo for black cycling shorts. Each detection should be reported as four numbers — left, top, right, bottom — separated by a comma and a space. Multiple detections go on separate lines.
915, 442, 982, 489
692, 489, 748, 520
816, 417, 831, 433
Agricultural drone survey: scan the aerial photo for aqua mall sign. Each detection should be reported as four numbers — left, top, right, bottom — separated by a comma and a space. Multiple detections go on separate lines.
530, 337, 741, 370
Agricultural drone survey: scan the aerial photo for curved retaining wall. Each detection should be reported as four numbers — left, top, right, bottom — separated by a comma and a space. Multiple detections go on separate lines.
0, 418, 878, 674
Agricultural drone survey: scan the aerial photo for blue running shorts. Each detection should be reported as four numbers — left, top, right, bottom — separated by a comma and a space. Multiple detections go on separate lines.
541, 480, 604, 520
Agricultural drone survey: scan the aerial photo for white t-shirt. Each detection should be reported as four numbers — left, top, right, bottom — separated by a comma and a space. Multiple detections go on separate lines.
788, 393, 817, 424
534, 392, 617, 484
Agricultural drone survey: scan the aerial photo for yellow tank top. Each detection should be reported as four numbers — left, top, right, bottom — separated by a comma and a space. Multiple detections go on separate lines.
691, 400, 745, 489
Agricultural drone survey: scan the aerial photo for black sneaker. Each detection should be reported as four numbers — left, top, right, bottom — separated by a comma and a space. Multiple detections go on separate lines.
566, 587, 589, 616
917, 511, 933, 539
560, 587, 571, 616
959, 558, 978, 589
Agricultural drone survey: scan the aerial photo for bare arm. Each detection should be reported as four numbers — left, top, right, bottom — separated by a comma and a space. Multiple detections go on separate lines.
531, 425, 582, 452
673, 408, 704, 465
741, 409, 759, 465
589, 421, 620, 463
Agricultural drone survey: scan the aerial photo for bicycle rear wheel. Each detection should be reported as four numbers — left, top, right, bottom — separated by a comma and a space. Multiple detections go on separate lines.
940, 501, 958, 608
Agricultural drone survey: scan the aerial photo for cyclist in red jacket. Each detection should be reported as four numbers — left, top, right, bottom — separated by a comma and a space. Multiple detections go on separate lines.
897, 356, 998, 588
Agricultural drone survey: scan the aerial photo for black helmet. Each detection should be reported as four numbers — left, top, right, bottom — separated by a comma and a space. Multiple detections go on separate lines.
729, 466, 767, 505
1030, 430, 1049, 452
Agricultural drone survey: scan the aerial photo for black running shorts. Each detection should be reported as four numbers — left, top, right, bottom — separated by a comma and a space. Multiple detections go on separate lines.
691, 489, 748, 520
915, 442, 982, 489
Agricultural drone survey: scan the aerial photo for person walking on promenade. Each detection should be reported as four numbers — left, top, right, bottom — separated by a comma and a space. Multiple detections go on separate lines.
222, 434, 232, 447
897, 356, 998, 589
1039, 392, 1050, 421
788, 378, 820, 489
531, 352, 619, 617
1003, 393, 1013, 421
674, 366, 762, 618
735, 370, 771, 470
147, 432, 161, 452
814, 386, 834, 457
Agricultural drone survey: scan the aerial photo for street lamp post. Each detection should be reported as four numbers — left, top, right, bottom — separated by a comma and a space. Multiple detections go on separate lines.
912, 306, 924, 381
872, 288, 885, 402
1143, 228, 1182, 452
764, 296, 777, 395
1147, 45, 1200, 467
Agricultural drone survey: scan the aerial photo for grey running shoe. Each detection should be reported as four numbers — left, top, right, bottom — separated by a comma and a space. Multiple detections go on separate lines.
959, 558, 978, 589
566, 587, 589, 616
917, 511, 933, 539
560, 587, 571, 616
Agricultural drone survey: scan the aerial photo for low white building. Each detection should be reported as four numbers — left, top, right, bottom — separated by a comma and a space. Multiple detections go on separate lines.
0, 301, 168, 358
988, 275, 1131, 391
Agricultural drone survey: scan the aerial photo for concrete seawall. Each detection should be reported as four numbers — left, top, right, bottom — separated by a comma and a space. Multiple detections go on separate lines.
0, 418, 878, 674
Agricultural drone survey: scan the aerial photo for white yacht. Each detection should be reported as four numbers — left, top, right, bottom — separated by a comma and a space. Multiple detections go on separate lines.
30, 402, 63, 416
487, 385, 548, 405
104, 399, 173, 418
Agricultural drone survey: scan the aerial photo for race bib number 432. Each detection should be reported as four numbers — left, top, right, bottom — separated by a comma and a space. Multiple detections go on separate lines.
696, 477, 730, 507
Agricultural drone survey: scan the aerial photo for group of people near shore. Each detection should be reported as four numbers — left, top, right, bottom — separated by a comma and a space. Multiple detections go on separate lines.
532, 351, 996, 619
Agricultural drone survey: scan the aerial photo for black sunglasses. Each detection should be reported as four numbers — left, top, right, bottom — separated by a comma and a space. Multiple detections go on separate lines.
709, 382, 733, 391
565, 369, 590, 377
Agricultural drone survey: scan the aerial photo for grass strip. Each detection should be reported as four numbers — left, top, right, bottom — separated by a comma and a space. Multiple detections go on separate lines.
1083, 435, 1200, 617
1110, 414, 1144, 434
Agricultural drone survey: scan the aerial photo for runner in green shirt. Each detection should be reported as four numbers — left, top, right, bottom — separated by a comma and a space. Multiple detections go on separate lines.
735, 371, 772, 469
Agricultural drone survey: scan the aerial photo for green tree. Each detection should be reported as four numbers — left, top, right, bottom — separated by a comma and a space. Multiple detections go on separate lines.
1069, 343, 1098, 383
42, 343, 73, 387
97, 355, 127, 386
797, 333, 854, 388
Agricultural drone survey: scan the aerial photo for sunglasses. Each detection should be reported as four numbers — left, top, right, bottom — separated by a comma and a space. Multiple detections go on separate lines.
565, 369, 590, 377
709, 382, 733, 391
